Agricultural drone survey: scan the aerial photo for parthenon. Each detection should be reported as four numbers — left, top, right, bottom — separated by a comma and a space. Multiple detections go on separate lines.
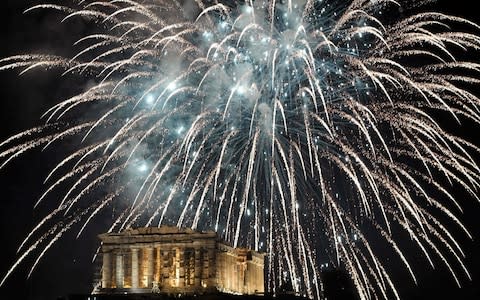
95, 226, 265, 295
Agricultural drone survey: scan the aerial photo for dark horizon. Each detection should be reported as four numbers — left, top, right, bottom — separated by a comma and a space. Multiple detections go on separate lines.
0, 1, 479, 299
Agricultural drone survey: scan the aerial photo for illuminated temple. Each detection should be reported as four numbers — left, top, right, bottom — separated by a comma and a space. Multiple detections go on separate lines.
95, 226, 265, 296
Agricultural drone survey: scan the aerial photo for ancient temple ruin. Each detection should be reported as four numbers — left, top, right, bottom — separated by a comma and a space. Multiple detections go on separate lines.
95, 226, 265, 295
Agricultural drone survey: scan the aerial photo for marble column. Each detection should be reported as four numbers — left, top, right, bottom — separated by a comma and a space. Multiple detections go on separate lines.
229, 254, 234, 291
254, 262, 258, 293
101, 251, 111, 288
145, 247, 154, 288
162, 250, 170, 284
175, 248, 185, 287
131, 248, 139, 289
226, 254, 231, 290
115, 253, 124, 288
239, 262, 246, 294
180, 248, 185, 287
234, 261, 239, 292
194, 248, 202, 287
259, 263, 264, 293
256, 263, 261, 293
155, 247, 161, 284
231, 254, 236, 291
207, 249, 215, 288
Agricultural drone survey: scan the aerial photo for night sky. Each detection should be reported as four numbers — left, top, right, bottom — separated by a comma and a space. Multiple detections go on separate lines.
0, 1, 479, 299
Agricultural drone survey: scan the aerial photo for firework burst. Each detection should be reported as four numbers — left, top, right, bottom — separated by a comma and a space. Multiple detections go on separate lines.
1, 0, 480, 299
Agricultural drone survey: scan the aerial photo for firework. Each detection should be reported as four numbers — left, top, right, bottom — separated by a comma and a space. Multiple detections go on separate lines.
1, 0, 480, 299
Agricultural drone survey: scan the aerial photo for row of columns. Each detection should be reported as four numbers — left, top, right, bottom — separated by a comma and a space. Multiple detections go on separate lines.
218, 251, 243, 293
101, 247, 214, 290
216, 251, 264, 295
246, 259, 265, 294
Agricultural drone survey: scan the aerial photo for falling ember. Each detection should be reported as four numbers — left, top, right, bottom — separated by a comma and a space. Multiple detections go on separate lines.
1, 1, 480, 299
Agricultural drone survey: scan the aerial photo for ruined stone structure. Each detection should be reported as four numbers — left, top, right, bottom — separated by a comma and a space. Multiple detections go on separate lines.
95, 226, 265, 295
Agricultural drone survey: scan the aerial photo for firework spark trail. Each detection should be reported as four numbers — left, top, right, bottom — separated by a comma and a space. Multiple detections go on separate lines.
1, 0, 480, 298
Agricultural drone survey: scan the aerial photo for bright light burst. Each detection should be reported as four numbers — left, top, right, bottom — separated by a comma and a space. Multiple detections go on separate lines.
1, 0, 480, 299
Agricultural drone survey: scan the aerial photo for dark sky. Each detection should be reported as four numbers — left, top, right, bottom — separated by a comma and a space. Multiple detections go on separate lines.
0, 1, 479, 299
